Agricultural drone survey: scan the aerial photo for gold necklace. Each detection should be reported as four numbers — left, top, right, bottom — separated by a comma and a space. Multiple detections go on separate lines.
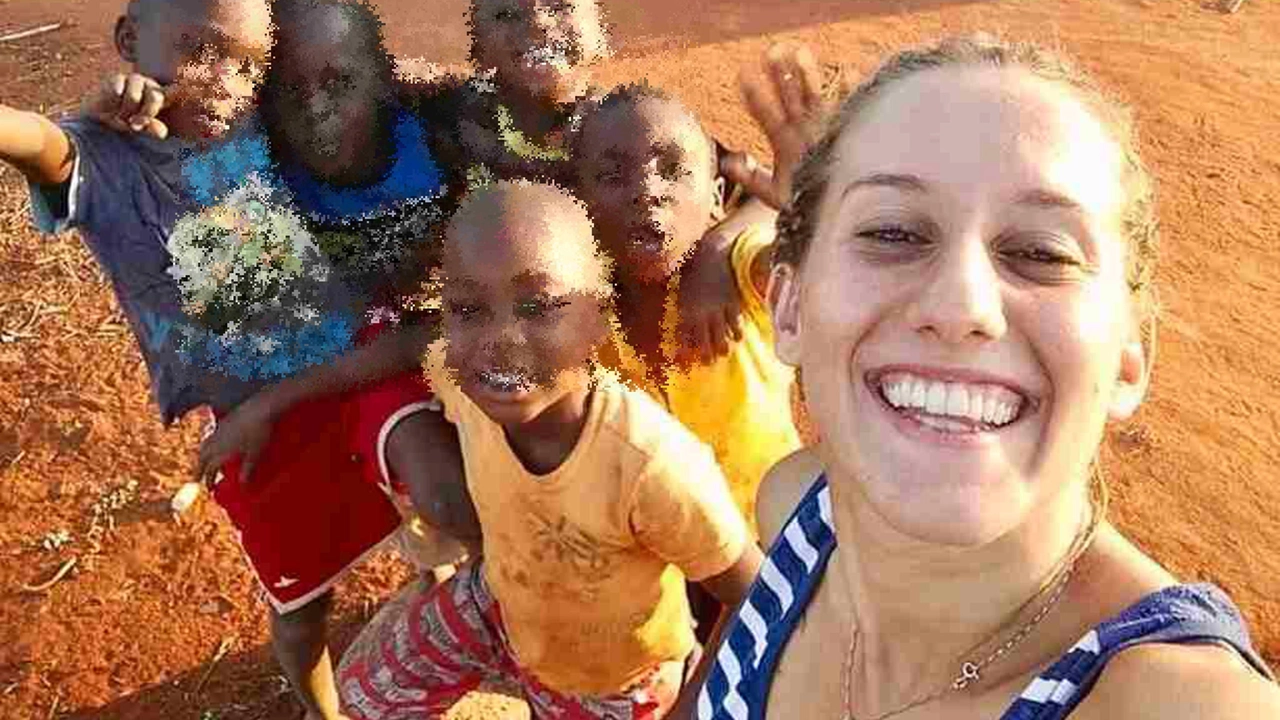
495, 103, 569, 162
839, 489, 1103, 720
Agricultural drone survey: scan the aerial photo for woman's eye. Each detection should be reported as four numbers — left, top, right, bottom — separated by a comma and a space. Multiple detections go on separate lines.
1010, 247, 1077, 265
860, 227, 923, 246
494, 8, 520, 21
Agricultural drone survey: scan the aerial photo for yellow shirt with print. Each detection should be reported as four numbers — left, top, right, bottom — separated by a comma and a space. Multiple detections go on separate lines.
427, 356, 749, 696
598, 226, 802, 534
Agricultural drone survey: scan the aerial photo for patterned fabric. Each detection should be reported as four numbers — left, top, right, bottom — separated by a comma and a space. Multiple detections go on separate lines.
338, 561, 686, 720
696, 475, 1275, 720
696, 475, 835, 720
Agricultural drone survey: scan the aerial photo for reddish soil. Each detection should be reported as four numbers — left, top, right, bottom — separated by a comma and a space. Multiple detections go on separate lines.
1, 0, 1278, 718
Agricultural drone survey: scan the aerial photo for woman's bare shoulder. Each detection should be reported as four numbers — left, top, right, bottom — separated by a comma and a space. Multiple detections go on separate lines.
1072, 641, 1280, 720
757, 447, 826, 547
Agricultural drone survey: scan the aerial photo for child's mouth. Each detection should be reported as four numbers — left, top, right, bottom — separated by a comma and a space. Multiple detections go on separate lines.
477, 368, 534, 395
520, 43, 573, 70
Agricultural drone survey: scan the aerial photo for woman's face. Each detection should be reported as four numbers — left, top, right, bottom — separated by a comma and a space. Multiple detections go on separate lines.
773, 67, 1149, 546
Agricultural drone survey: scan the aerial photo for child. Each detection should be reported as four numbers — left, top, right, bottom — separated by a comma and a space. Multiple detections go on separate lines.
409, 0, 610, 192
0, 0, 273, 428
572, 82, 802, 536
336, 180, 762, 719
5, 1, 463, 717
183, 1, 481, 717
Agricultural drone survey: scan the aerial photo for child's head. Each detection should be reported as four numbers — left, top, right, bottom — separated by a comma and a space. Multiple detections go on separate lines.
467, 0, 609, 105
114, 0, 272, 139
260, 0, 398, 183
573, 83, 724, 286
440, 179, 613, 427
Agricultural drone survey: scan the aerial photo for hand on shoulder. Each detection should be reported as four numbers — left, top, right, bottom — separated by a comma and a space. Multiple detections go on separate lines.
1077, 642, 1280, 720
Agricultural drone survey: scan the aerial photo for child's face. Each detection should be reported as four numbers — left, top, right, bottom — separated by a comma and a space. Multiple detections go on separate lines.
268, 5, 395, 179
576, 98, 720, 285
123, 0, 272, 139
469, 0, 607, 103
441, 186, 612, 428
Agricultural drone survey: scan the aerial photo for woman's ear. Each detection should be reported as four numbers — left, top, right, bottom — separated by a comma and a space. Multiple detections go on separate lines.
1107, 336, 1150, 421
769, 262, 803, 366
114, 15, 139, 63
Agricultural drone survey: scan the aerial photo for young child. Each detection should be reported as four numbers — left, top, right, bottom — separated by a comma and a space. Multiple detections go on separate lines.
182, 1, 481, 717
336, 180, 762, 719
408, 0, 610, 192
573, 82, 802, 536
0, 0, 273, 428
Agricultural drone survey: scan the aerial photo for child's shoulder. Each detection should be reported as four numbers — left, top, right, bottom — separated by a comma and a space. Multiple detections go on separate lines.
593, 372, 716, 468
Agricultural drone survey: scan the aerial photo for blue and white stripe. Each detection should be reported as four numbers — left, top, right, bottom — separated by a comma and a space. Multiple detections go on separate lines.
695, 475, 1273, 720
697, 476, 836, 720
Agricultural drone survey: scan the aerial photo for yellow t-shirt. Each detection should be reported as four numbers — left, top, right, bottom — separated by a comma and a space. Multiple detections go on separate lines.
428, 361, 749, 696
598, 227, 802, 533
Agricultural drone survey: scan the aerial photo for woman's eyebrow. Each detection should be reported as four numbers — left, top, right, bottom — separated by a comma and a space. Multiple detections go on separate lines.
839, 172, 929, 199
1015, 188, 1086, 215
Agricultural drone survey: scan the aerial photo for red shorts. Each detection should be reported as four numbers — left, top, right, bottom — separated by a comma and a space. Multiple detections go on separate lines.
212, 321, 445, 614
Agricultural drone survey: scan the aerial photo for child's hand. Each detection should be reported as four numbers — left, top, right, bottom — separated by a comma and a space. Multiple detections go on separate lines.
728, 43, 826, 209
83, 73, 169, 140
195, 394, 276, 486
675, 226, 742, 365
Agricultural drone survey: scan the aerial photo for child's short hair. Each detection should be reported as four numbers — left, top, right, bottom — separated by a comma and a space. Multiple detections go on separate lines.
574, 80, 718, 181
262, 0, 397, 96
444, 178, 615, 300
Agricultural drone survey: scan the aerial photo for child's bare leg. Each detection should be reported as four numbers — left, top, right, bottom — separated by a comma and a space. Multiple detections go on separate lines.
386, 410, 483, 557
269, 591, 348, 720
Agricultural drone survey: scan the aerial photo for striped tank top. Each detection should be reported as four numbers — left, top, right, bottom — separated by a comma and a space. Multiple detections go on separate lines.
697, 475, 1274, 720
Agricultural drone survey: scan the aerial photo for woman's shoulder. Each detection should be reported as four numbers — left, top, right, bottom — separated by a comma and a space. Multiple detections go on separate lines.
1072, 641, 1280, 719
757, 447, 826, 547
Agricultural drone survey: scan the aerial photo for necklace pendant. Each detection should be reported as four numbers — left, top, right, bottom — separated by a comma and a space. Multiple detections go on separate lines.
953, 662, 980, 690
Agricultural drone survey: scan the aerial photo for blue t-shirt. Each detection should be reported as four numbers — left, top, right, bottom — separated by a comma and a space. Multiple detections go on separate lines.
28, 118, 262, 424
28, 111, 446, 424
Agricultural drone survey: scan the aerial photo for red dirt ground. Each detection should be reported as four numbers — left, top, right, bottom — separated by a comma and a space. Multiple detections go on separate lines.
1, 1, 1278, 718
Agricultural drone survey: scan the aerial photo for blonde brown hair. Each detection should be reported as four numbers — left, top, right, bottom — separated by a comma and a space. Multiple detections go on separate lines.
775, 34, 1160, 355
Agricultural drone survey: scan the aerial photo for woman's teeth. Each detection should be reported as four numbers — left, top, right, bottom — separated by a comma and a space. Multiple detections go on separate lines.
880, 374, 1024, 428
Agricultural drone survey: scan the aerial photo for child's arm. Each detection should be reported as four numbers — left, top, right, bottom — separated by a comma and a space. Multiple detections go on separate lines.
195, 318, 439, 483
0, 105, 76, 187
675, 196, 777, 364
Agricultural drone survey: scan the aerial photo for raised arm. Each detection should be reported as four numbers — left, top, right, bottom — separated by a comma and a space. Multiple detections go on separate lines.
0, 105, 75, 187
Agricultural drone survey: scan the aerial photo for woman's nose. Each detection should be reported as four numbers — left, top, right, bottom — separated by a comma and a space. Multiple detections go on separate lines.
907, 235, 1008, 346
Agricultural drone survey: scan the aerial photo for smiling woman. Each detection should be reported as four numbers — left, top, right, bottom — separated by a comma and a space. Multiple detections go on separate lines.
680, 36, 1280, 720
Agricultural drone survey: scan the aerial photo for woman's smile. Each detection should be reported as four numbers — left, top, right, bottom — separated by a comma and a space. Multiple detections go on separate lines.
864, 365, 1039, 447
